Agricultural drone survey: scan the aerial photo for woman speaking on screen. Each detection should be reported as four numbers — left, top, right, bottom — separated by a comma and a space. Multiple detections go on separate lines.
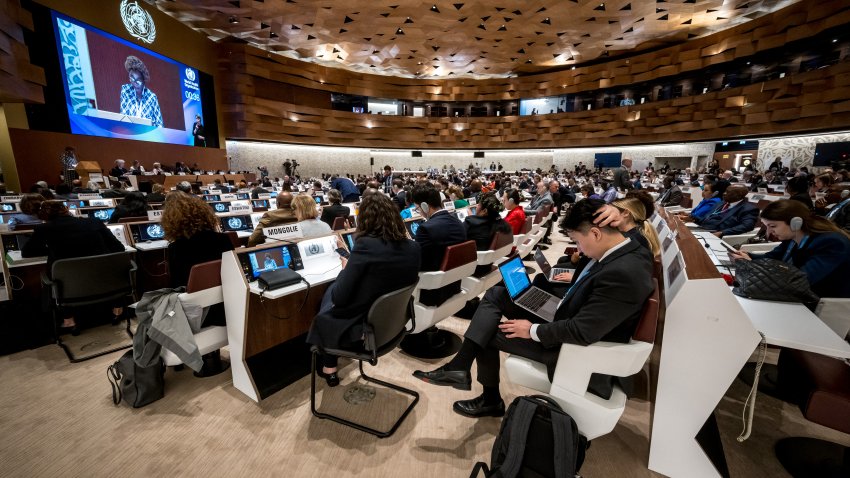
119, 55, 163, 127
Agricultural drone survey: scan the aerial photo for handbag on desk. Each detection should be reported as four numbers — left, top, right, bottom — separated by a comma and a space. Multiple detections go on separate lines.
732, 258, 819, 304
258, 268, 302, 291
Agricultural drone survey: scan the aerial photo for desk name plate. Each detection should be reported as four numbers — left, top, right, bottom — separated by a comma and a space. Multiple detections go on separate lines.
263, 224, 304, 241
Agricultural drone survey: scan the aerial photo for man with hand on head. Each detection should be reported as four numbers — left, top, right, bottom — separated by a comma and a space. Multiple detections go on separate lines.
413, 199, 654, 417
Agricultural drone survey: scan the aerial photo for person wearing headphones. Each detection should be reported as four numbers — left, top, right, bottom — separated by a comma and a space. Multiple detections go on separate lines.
824, 188, 850, 232
412, 183, 467, 306
502, 188, 526, 235
728, 199, 850, 298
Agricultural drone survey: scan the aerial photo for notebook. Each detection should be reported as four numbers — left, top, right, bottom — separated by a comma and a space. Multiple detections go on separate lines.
498, 255, 560, 322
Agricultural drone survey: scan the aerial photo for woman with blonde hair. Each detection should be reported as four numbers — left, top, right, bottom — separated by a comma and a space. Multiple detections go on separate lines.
610, 196, 662, 257
291, 194, 332, 238
162, 192, 233, 288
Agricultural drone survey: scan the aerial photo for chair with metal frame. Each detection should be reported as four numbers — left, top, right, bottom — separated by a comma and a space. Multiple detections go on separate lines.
310, 282, 419, 438
41, 251, 137, 362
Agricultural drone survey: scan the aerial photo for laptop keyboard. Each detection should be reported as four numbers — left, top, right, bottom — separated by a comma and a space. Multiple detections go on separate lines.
551, 267, 571, 276
518, 288, 550, 311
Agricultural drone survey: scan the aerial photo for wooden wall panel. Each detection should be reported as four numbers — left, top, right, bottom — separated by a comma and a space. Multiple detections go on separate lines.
9, 129, 227, 189
0, 0, 46, 103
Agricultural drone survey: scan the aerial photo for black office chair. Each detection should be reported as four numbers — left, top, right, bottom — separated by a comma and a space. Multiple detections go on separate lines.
41, 251, 137, 362
310, 282, 419, 438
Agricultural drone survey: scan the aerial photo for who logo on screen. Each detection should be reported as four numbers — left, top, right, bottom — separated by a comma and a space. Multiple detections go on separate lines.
120, 0, 157, 44
185, 68, 196, 82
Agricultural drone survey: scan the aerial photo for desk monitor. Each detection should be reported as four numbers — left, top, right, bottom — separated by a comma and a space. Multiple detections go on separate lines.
2, 232, 32, 251
220, 215, 253, 232
130, 222, 166, 243
202, 194, 221, 202
63, 201, 85, 209
236, 193, 250, 200
238, 244, 304, 281
252, 200, 270, 209
0, 203, 17, 212
405, 218, 424, 238
209, 202, 231, 213
90, 208, 115, 222
313, 196, 322, 204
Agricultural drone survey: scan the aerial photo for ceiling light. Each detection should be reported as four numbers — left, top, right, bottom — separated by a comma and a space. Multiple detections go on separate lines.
430, 5, 440, 13
396, 27, 405, 34
571, 66, 576, 70
832, 38, 838, 43
228, 16, 239, 24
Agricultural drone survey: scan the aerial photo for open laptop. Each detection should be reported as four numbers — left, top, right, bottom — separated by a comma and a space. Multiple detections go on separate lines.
533, 248, 575, 281
498, 255, 560, 322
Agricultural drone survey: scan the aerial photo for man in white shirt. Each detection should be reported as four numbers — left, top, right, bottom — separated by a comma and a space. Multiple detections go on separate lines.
413, 198, 654, 418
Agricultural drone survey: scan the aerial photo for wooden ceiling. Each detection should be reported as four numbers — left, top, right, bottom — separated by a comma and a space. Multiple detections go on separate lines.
157, 0, 801, 79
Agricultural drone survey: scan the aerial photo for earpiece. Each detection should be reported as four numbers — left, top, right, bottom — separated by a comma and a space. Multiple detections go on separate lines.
420, 202, 430, 214
789, 216, 803, 232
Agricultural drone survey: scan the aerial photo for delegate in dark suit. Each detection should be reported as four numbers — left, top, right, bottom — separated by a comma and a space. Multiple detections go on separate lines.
22, 216, 125, 270
307, 236, 421, 349
696, 201, 760, 236
320, 203, 351, 228
416, 209, 467, 306
466, 239, 654, 399
612, 167, 633, 191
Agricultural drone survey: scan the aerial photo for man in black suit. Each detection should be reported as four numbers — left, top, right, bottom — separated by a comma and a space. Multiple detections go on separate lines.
391, 179, 406, 210
696, 184, 760, 237
613, 157, 634, 192
319, 189, 351, 228
414, 199, 654, 417
412, 183, 467, 306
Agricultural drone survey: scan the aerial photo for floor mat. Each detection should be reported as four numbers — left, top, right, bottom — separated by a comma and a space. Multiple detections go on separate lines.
59, 319, 136, 362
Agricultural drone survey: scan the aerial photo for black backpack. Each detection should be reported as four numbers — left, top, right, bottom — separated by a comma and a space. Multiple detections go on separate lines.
107, 350, 165, 408
470, 395, 587, 478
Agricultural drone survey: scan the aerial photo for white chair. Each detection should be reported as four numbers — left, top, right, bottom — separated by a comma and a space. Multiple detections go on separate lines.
739, 242, 782, 253
401, 241, 478, 358
815, 298, 850, 339
504, 279, 660, 440
161, 260, 230, 377
461, 231, 515, 298
512, 216, 533, 248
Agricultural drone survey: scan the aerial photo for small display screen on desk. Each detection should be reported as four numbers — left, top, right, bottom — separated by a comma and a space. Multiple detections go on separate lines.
209, 202, 231, 213
239, 244, 303, 281
90, 208, 114, 222
220, 215, 253, 232
662, 234, 674, 253
236, 193, 250, 200
405, 219, 423, 238
252, 200, 270, 209
341, 233, 355, 251
63, 201, 85, 209
0, 204, 15, 212
655, 220, 665, 234
131, 223, 166, 243
2, 233, 31, 252
667, 257, 684, 285
202, 195, 221, 202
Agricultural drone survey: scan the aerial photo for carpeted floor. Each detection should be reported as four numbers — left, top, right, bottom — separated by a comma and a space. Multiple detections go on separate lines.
1, 226, 847, 478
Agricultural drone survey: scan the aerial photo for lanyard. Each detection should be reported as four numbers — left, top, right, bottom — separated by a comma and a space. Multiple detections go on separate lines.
782, 235, 809, 264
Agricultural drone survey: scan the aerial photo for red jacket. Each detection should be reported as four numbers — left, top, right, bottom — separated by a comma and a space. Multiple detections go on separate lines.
504, 207, 526, 235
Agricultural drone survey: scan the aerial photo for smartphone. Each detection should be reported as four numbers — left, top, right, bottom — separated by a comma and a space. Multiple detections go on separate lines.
335, 247, 350, 258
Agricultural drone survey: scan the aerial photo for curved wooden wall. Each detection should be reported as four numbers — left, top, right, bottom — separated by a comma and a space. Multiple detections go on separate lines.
219, 0, 850, 149
1, 0, 46, 103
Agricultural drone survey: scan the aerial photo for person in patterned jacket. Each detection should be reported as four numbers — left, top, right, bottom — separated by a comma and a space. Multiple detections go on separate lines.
119, 55, 163, 127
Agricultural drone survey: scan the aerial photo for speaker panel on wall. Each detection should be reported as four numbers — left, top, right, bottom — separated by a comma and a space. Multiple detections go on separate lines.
412, 151, 423, 157
474, 151, 485, 158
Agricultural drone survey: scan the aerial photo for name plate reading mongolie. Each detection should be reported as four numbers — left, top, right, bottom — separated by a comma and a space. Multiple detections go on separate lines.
263, 224, 304, 241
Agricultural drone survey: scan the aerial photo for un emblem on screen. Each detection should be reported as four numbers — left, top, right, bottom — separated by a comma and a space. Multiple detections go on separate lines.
120, 0, 157, 44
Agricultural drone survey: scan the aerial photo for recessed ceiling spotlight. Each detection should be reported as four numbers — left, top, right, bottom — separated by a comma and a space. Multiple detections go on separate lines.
396, 27, 405, 34
430, 5, 440, 13
571, 66, 576, 70
832, 38, 838, 43
228, 16, 239, 24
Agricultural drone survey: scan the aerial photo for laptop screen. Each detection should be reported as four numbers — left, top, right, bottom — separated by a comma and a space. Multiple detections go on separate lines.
498, 256, 532, 299
405, 219, 423, 237
533, 249, 551, 275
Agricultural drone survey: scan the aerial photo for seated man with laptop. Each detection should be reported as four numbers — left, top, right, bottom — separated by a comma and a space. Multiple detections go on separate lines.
413, 198, 654, 418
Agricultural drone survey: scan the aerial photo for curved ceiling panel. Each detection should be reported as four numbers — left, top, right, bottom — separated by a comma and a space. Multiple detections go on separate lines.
157, 0, 801, 79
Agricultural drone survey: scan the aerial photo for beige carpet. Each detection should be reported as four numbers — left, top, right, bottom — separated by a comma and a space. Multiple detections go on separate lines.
1, 227, 847, 478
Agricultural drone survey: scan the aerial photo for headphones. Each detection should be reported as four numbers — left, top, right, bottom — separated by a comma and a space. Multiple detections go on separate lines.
789, 216, 803, 232
419, 202, 430, 214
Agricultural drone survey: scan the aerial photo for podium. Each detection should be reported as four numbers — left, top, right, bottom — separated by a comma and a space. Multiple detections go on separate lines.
75, 161, 104, 187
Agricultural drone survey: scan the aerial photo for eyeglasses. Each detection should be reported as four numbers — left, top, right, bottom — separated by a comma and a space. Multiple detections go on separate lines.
128, 75, 144, 85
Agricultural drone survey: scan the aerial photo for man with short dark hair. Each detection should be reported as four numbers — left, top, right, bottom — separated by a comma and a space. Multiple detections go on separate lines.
381, 165, 394, 194
414, 199, 654, 417
696, 184, 759, 237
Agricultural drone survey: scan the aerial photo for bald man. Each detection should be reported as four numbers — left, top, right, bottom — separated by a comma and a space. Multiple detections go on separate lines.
613, 158, 634, 191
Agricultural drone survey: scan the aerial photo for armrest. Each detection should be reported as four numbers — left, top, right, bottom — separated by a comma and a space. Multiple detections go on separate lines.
551, 341, 653, 396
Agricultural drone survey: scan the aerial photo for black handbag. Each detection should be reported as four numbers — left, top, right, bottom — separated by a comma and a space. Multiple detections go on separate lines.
258, 268, 303, 291
732, 258, 819, 304
107, 350, 165, 408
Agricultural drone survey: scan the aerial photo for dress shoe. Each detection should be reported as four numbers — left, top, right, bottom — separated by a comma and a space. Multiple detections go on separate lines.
413, 366, 471, 390
541, 238, 552, 245
317, 369, 340, 387
453, 395, 506, 418
58, 324, 80, 337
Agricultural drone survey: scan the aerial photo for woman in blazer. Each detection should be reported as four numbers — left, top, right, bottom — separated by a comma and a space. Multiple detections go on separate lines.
319, 189, 351, 228
307, 193, 421, 386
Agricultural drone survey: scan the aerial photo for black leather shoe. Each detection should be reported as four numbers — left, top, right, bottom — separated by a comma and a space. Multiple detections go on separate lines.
58, 324, 80, 337
317, 369, 340, 387
413, 366, 471, 390
453, 395, 506, 418
542, 238, 552, 245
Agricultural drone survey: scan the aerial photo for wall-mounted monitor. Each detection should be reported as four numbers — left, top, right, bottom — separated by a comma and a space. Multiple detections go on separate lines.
51, 12, 205, 146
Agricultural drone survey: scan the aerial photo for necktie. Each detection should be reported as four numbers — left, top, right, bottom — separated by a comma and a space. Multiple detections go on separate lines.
720, 202, 730, 213
559, 259, 596, 309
